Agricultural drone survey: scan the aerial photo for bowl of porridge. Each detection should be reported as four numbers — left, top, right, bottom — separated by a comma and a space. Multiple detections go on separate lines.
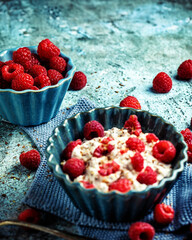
46, 107, 187, 222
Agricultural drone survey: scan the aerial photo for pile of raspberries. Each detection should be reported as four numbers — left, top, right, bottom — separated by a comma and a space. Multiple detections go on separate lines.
0, 39, 87, 91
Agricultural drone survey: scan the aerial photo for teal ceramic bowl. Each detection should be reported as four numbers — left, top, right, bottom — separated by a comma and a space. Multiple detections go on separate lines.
0, 46, 76, 126
46, 107, 187, 222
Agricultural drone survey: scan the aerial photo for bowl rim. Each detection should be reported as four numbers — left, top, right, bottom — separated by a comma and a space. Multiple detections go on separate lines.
46, 106, 188, 196
0, 46, 76, 94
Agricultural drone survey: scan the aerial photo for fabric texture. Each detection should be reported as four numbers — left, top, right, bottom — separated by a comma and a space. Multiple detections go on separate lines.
21, 97, 191, 240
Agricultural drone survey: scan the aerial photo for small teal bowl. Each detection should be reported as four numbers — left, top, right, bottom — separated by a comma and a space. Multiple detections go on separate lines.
46, 107, 187, 222
0, 46, 76, 126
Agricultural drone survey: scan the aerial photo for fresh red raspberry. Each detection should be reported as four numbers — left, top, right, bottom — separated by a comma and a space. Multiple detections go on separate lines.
37, 39, 60, 60
34, 74, 51, 89
137, 166, 157, 185
30, 86, 39, 90
181, 128, 192, 145
131, 152, 144, 172
13, 47, 32, 71
1, 63, 24, 82
18, 208, 40, 224
61, 139, 82, 160
83, 120, 104, 140
70, 71, 87, 90
153, 72, 172, 93
80, 181, 95, 189
101, 137, 113, 144
62, 158, 85, 179
109, 178, 132, 193
146, 133, 159, 143
120, 96, 141, 109
19, 149, 41, 170
152, 140, 176, 163
128, 222, 155, 240
154, 203, 174, 225
47, 69, 63, 85
49, 56, 67, 73
126, 137, 145, 152
12, 73, 34, 91
29, 64, 47, 78
31, 53, 40, 66
120, 149, 128, 155
4, 60, 14, 65
187, 143, 192, 163
177, 59, 192, 80
124, 115, 142, 136
98, 161, 120, 176
93, 144, 114, 158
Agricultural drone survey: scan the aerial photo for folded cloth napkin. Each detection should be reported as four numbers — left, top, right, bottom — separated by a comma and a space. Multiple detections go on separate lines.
21, 97, 192, 240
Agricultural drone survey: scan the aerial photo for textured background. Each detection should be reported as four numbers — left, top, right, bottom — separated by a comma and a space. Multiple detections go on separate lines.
0, 0, 192, 239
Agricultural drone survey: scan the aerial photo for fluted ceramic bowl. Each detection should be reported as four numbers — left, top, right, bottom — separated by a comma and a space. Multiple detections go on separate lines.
46, 107, 187, 222
0, 46, 76, 126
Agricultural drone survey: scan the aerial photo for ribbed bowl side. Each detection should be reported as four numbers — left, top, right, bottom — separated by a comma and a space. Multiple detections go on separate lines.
47, 107, 188, 222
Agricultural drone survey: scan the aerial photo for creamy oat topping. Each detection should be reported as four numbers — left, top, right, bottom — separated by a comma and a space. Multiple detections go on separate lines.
62, 127, 172, 193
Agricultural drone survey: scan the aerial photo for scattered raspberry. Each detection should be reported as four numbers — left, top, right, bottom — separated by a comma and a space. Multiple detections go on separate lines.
124, 115, 142, 136
37, 39, 60, 60
137, 166, 157, 185
19, 149, 41, 170
18, 208, 40, 224
1, 63, 24, 82
12, 47, 32, 71
31, 53, 40, 66
131, 152, 144, 172
152, 140, 176, 163
49, 56, 66, 73
62, 158, 85, 179
146, 133, 159, 143
153, 72, 172, 93
120, 96, 141, 109
181, 128, 192, 145
120, 149, 128, 155
93, 144, 114, 157
128, 222, 155, 240
101, 137, 113, 144
109, 178, 132, 193
126, 137, 145, 152
80, 181, 95, 189
70, 71, 87, 90
47, 69, 63, 85
12, 73, 34, 91
177, 59, 192, 80
61, 139, 82, 160
83, 120, 104, 140
30, 64, 47, 78
98, 161, 120, 176
34, 74, 51, 89
154, 203, 174, 225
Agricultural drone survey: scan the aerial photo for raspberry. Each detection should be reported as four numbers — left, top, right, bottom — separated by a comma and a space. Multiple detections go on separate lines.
120, 96, 141, 109
187, 143, 192, 163
18, 208, 40, 224
177, 59, 192, 80
83, 120, 104, 140
47, 69, 63, 85
93, 144, 114, 157
61, 139, 82, 160
62, 158, 85, 179
31, 53, 40, 66
4, 60, 14, 65
120, 149, 128, 155
70, 71, 87, 90
49, 56, 67, 73
12, 73, 34, 91
152, 140, 176, 163
30, 86, 39, 90
1, 63, 24, 82
128, 222, 155, 240
109, 178, 132, 193
37, 39, 60, 60
29, 64, 47, 78
19, 149, 41, 170
131, 152, 144, 172
34, 74, 51, 89
181, 128, 192, 145
154, 203, 174, 225
124, 115, 142, 136
80, 181, 95, 189
98, 161, 120, 176
101, 137, 113, 144
13, 47, 32, 71
146, 133, 159, 143
153, 72, 172, 93
126, 137, 145, 152
137, 166, 157, 185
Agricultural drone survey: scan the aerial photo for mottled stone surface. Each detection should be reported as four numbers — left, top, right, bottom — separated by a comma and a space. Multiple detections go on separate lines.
0, 0, 192, 239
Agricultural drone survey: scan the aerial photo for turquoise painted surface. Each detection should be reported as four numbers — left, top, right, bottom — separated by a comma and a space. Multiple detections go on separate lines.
0, 0, 192, 239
